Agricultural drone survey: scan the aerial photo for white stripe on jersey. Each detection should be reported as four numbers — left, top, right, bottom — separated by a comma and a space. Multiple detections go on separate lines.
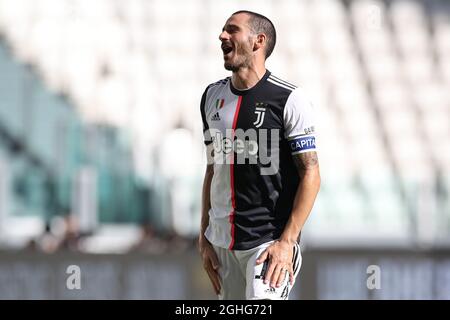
203, 82, 240, 249
267, 77, 295, 91
269, 75, 297, 89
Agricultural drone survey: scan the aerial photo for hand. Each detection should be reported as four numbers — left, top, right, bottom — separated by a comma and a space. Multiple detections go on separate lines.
198, 237, 221, 295
256, 240, 294, 288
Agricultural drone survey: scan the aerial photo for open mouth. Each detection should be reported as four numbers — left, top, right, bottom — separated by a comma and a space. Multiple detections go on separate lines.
221, 43, 233, 56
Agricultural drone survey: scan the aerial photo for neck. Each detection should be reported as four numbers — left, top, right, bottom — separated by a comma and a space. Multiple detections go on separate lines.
231, 63, 266, 90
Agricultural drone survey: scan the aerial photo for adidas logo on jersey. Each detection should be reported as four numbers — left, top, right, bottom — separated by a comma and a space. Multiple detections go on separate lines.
211, 112, 221, 121
264, 287, 276, 294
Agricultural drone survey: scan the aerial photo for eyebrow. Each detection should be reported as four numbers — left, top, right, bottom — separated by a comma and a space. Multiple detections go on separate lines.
222, 24, 240, 32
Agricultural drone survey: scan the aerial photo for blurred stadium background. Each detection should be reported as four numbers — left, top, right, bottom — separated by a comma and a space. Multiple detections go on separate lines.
0, 0, 449, 299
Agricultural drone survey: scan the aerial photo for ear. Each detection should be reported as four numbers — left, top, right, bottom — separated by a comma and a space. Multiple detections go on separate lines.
253, 33, 266, 52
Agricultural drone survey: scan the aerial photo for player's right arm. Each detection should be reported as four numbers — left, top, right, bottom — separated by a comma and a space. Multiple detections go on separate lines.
198, 86, 221, 295
198, 157, 221, 295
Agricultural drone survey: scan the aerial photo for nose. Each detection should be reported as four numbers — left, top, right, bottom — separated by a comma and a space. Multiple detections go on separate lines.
219, 30, 229, 42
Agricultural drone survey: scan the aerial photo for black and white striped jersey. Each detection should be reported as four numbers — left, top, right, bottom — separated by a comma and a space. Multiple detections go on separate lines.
200, 70, 316, 250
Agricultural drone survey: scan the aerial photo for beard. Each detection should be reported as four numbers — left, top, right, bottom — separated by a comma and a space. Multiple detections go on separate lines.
224, 39, 253, 71
224, 60, 248, 72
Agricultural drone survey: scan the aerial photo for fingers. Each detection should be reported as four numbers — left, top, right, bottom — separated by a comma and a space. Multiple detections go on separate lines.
202, 249, 221, 295
256, 249, 268, 265
264, 259, 293, 287
210, 250, 220, 270
263, 259, 275, 285
276, 265, 293, 287
206, 267, 221, 295
275, 266, 286, 287
260, 242, 296, 287
289, 267, 294, 285
270, 264, 283, 288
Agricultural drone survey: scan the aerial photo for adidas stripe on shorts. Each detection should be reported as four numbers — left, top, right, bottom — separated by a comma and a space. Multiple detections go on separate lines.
213, 240, 302, 300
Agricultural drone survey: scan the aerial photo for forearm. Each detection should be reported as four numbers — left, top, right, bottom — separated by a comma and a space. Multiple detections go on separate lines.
280, 158, 321, 245
200, 164, 214, 244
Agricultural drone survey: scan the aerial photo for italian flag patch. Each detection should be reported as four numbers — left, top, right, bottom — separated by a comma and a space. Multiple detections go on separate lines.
215, 98, 225, 109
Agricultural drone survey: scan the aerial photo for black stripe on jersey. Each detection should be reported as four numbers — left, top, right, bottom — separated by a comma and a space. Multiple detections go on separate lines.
200, 88, 212, 145
280, 283, 289, 300
293, 244, 300, 275
269, 75, 297, 89
292, 244, 297, 266
208, 77, 230, 89
254, 260, 269, 279
230, 70, 300, 250
268, 76, 296, 90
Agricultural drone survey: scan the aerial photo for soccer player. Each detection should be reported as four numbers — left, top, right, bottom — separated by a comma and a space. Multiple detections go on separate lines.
198, 10, 321, 300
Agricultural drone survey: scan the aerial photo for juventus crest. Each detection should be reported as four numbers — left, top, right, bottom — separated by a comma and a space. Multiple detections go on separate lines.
253, 103, 267, 128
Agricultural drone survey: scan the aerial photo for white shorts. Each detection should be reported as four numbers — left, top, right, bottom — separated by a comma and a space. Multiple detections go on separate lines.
213, 241, 302, 300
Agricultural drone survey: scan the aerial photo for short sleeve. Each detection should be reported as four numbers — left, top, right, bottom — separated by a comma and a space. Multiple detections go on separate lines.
283, 88, 317, 155
200, 87, 213, 145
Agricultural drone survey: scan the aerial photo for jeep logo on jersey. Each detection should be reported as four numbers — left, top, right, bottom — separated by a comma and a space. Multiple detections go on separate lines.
253, 103, 267, 128
206, 128, 280, 175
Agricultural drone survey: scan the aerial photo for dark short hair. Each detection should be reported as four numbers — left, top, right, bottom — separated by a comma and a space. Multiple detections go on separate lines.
232, 10, 276, 59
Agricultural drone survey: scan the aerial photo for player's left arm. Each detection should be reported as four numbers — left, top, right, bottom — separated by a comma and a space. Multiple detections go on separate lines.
256, 87, 321, 288
282, 150, 320, 248
256, 151, 320, 288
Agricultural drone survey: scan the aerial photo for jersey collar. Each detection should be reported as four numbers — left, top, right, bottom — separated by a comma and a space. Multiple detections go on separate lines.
229, 69, 271, 96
